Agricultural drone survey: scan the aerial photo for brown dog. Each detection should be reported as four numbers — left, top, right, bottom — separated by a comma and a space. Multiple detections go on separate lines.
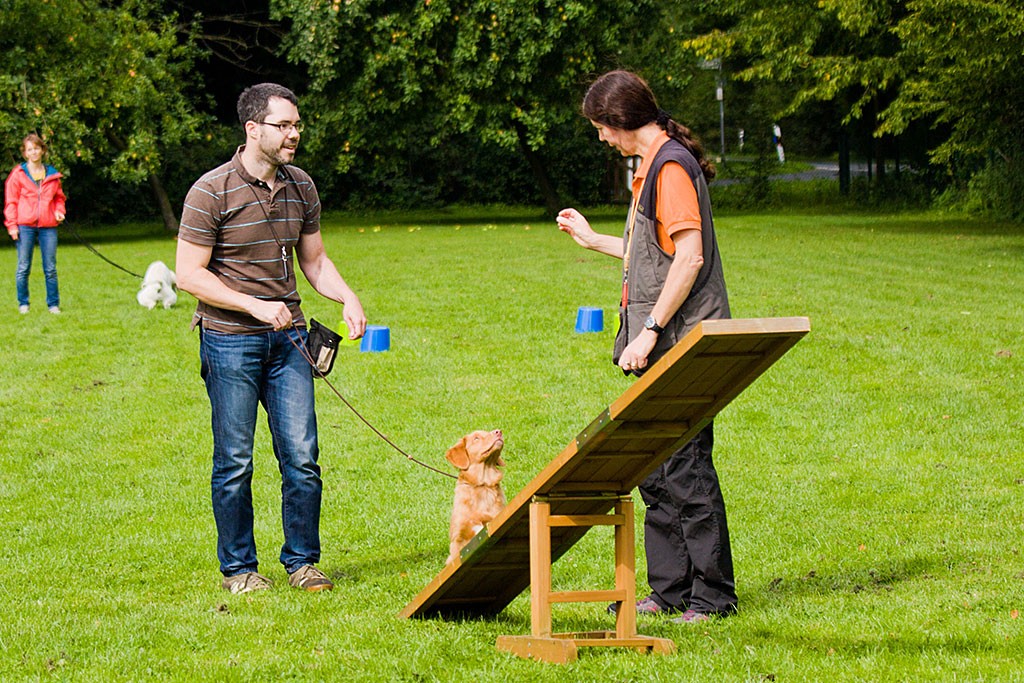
446, 429, 506, 564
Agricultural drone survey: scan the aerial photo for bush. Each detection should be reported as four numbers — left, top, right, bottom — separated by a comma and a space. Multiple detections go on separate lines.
956, 157, 1024, 221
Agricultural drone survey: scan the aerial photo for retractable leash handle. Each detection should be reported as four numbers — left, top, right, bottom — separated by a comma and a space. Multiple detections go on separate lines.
283, 325, 457, 480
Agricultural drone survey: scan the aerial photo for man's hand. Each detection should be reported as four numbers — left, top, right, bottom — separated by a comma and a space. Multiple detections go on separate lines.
341, 299, 367, 340
249, 300, 293, 330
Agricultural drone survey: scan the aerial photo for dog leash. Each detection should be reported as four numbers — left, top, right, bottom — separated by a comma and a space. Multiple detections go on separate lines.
240, 181, 454, 481
64, 222, 144, 279
283, 325, 458, 480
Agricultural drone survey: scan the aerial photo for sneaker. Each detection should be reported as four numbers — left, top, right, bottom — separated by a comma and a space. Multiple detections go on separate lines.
18, 305, 29, 314
288, 564, 334, 592
221, 571, 274, 594
607, 594, 679, 616
670, 609, 713, 624
48, 306, 61, 314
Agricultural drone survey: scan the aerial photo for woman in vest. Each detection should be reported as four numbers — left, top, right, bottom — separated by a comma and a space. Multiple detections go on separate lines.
556, 70, 736, 623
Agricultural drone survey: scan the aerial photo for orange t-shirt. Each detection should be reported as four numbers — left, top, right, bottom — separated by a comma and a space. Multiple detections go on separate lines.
630, 132, 702, 254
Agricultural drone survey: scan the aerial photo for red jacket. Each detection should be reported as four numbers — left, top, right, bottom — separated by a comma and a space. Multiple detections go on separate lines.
5, 163, 66, 236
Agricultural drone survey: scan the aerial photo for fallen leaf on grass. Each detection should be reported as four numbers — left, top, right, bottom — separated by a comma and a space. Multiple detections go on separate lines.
1012, 609, 1019, 620
995, 349, 1012, 358
46, 654, 68, 672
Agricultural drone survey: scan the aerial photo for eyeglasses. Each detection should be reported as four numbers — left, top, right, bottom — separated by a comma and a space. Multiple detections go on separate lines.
257, 120, 304, 134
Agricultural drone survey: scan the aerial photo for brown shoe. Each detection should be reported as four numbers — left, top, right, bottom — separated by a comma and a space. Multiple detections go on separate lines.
288, 565, 334, 592
222, 571, 273, 594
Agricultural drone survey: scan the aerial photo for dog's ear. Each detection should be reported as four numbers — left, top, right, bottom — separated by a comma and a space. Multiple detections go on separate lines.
446, 439, 470, 470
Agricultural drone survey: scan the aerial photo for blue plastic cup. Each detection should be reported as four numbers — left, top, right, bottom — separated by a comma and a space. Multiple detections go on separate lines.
360, 325, 391, 352
574, 307, 604, 333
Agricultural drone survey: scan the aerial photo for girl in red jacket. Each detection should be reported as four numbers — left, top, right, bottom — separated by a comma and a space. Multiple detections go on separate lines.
5, 133, 66, 314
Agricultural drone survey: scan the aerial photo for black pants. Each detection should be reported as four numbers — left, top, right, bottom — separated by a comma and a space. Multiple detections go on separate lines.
638, 421, 738, 614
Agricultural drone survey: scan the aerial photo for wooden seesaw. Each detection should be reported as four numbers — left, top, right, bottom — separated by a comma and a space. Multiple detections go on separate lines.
399, 317, 811, 663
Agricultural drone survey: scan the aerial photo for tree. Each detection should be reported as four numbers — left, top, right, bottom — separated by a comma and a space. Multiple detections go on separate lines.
685, 0, 1024, 215
0, 0, 210, 230
165, 0, 304, 120
272, 0, 658, 214
884, 0, 1024, 216
685, 0, 908, 180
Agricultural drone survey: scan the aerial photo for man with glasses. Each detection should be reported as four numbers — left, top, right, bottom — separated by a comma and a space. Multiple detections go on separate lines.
176, 83, 367, 594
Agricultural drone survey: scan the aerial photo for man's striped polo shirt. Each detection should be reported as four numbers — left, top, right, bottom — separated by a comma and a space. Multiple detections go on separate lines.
178, 146, 321, 333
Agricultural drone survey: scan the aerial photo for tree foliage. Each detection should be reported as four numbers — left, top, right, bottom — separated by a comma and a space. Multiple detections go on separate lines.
884, 0, 1024, 165
0, 0, 210, 228
686, 0, 904, 120
272, 0, 658, 213
4, 0, 1022, 221
685, 0, 1024, 215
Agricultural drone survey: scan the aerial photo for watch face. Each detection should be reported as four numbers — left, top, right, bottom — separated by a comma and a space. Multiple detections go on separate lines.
644, 315, 656, 329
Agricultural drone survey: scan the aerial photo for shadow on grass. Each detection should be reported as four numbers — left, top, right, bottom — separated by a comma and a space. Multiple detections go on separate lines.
744, 619, 1017, 660
329, 549, 463, 596
4, 205, 1015, 253
830, 216, 1024, 238
759, 555, 942, 599
323, 205, 626, 229
64, 221, 175, 245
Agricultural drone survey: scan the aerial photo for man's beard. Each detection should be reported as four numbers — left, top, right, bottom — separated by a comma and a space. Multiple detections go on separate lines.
259, 138, 296, 167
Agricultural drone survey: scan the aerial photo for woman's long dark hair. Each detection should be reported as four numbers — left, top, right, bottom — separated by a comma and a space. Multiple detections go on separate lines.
582, 70, 716, 181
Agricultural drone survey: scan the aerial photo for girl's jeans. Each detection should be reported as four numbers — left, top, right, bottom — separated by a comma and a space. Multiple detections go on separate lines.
15, 226, 59, 308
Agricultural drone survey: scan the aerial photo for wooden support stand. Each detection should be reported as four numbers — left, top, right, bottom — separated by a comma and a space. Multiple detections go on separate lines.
495, 495, 676, 664
400, 319, 811, 664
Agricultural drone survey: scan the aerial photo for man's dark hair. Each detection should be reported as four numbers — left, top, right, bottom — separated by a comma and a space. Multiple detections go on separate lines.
237, 83, 298, 126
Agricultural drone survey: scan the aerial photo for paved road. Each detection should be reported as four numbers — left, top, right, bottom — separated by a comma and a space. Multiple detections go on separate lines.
776, 161, 871, 181
712, 161, 871, 185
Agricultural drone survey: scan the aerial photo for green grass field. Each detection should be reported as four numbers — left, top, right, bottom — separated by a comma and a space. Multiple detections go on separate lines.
1, 205, 1021, 681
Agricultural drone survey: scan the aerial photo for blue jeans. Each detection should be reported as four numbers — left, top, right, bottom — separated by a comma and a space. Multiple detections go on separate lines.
15, 226, 59, 308
200, 328, 322, 576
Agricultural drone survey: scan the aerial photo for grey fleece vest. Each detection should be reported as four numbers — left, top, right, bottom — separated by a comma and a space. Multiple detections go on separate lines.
613, 139, 731, 370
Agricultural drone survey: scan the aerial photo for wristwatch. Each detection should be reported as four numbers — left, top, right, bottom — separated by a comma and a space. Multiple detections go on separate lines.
643, 315, 664, 335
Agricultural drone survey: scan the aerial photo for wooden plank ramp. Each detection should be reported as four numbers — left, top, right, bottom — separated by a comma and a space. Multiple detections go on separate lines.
399, 317, 810, 621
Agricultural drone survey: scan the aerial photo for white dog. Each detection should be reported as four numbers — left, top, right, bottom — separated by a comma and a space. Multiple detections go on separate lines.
136, 260, 178, 309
